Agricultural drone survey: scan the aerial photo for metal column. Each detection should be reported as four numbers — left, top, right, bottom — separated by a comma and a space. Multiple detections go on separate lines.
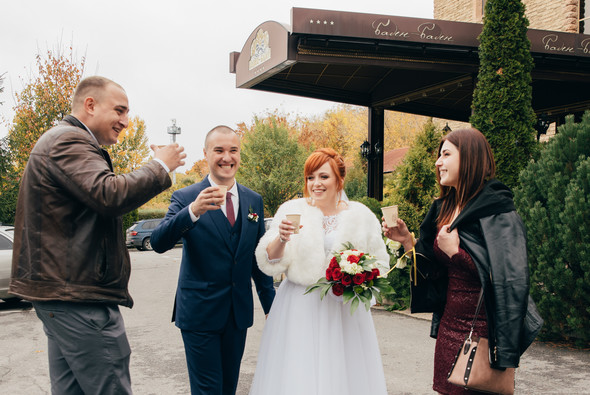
367, 107, 384, 201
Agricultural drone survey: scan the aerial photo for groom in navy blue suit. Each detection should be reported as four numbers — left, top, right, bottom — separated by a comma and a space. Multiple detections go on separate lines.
151, 125, 275, 395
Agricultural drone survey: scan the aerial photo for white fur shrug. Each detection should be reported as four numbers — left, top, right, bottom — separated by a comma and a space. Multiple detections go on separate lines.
256, 199, 390, 286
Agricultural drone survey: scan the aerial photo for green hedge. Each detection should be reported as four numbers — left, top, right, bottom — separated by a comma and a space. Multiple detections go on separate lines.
138, 208, 168, 220
514, 111, 590, 347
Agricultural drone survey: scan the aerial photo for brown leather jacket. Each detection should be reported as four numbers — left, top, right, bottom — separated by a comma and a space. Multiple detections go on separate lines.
10, 116, 171, 307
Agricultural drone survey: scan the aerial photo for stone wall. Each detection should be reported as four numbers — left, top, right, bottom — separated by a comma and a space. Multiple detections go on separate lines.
434, 0, 581, 33
434, 0, 478, 22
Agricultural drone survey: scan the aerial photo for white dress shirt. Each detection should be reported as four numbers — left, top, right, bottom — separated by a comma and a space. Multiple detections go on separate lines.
188, 175, 238, 223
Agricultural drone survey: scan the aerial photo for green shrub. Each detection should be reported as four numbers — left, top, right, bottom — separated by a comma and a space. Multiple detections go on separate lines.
383, 238, 411, 311
138, 208, 168, 220
377, 120, 442, 311
514, 111, 590, 346
122, 209, 139, 233
384, 118, 441, 237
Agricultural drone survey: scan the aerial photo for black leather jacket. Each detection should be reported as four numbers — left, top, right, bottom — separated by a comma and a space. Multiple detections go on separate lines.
413, 180, 543, 368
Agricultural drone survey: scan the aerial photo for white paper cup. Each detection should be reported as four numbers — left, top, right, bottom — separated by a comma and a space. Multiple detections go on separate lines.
217, 185, 228, 205
286, 214, 301, 234
381, 205, 399, 227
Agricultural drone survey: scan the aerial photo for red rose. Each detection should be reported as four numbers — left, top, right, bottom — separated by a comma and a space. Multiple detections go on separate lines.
371, 268, 380, 279
332, 283, 345, 296
365, 270, 374, 281
332, 267, 343, 281
353, 273, 365, 285
325, 268, 333, 281
329, 256, 339, 268
347, 254, 360, 264
341, 274, 352, 286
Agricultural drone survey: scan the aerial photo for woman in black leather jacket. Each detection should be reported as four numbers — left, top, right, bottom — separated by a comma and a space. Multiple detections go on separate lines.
383, 128, 542, 394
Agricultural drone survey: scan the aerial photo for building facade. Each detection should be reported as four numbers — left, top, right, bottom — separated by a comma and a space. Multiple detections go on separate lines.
434, 0, 587, 34
433, 0, 588, 137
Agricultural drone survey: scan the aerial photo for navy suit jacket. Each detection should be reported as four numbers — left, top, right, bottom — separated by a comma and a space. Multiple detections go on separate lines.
151, 177, 275, 331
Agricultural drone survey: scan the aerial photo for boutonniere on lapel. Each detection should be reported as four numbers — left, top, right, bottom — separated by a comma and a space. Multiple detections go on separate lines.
247, 206, 259, 222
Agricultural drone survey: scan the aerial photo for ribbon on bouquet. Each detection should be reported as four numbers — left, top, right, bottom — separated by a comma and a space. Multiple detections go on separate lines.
385, 232, 417, 285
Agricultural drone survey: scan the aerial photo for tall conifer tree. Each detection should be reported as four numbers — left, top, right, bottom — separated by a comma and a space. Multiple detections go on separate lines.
470, 0, 537, 188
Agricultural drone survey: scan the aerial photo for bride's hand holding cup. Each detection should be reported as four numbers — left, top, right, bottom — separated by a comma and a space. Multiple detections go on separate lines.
278, 214, 300, 243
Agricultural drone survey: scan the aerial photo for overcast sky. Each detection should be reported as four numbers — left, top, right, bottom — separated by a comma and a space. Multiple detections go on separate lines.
1, 0, 433, 170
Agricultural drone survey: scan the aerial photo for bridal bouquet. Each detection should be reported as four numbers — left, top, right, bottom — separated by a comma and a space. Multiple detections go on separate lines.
305, 242, 393, 314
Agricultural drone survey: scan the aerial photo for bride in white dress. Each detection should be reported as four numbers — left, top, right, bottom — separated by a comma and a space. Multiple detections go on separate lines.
250, 148, 389, 395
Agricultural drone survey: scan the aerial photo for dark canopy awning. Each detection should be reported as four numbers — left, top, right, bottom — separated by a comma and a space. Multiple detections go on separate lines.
230, 8, 590, 200
231, 7, 590, 123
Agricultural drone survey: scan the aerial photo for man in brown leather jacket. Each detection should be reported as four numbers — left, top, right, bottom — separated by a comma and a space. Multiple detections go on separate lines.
9, 76, 186, 395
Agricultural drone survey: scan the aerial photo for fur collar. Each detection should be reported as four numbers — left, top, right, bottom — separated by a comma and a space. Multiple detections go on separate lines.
256, 199, 389, 286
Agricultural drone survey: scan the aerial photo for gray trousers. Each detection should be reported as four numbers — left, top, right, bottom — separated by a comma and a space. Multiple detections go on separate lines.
33, 301, 132, 395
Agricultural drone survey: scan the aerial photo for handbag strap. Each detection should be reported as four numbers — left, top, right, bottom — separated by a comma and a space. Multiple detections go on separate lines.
467, 288, 484, 342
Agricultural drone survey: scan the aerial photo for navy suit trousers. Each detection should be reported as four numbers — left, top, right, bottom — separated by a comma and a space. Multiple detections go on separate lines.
180, 306, 247, 395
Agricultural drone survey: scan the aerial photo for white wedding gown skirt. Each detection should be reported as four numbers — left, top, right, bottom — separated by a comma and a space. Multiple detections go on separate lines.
249, 279, 388, 395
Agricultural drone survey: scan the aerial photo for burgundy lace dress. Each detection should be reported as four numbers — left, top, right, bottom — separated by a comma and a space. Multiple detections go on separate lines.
432, 238, 488, 395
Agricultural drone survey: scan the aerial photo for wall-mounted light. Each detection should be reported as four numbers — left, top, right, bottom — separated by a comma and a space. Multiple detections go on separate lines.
442, 122, 452, 133
360, 140, 370, 158
360, 140, 382, 160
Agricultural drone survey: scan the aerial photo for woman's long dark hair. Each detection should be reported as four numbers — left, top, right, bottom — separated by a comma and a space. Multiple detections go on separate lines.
436, 128, 496, 227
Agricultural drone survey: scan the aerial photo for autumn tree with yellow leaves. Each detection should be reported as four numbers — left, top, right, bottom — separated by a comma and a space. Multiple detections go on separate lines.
0, 48, 85, 224
8, 48, 85, 172
300, 104, 428, 155
105, 115, 151, 175
187, 158, 209, 180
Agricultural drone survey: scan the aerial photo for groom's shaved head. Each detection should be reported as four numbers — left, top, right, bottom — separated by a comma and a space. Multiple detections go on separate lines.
204, 125, 237, 150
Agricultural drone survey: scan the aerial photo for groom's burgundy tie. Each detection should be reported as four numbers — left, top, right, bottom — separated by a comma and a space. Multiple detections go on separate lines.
226, 192, 236, 227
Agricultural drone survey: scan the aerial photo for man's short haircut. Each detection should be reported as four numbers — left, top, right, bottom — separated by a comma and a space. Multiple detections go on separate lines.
204, 125, 238, 150
71, 76, 124, 111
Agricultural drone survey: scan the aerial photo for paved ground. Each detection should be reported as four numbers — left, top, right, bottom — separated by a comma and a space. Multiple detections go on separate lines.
1, 247, 589, 394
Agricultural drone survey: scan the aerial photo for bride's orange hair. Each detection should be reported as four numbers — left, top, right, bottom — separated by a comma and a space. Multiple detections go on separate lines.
303, 148, 346, 198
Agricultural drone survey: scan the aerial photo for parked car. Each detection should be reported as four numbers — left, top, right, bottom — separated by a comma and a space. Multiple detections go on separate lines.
0, 225, 19, 303
126, 219, 163, 251
264, 217, 273, 231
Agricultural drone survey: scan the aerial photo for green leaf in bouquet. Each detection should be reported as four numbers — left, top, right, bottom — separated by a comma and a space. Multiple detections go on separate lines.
374, 291, 384, 305
340, 241, 355, 250
373, 277, 389, 286
350, 296, 360, 314
320, 283, 332, 300
304, 277, 330, 295
360, 257, 377, 270
304, 285, 320, 294
342, 288, 355, 304
358, 291, 372, 311
373, 277, 394, 295
382, 283, 395, 295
